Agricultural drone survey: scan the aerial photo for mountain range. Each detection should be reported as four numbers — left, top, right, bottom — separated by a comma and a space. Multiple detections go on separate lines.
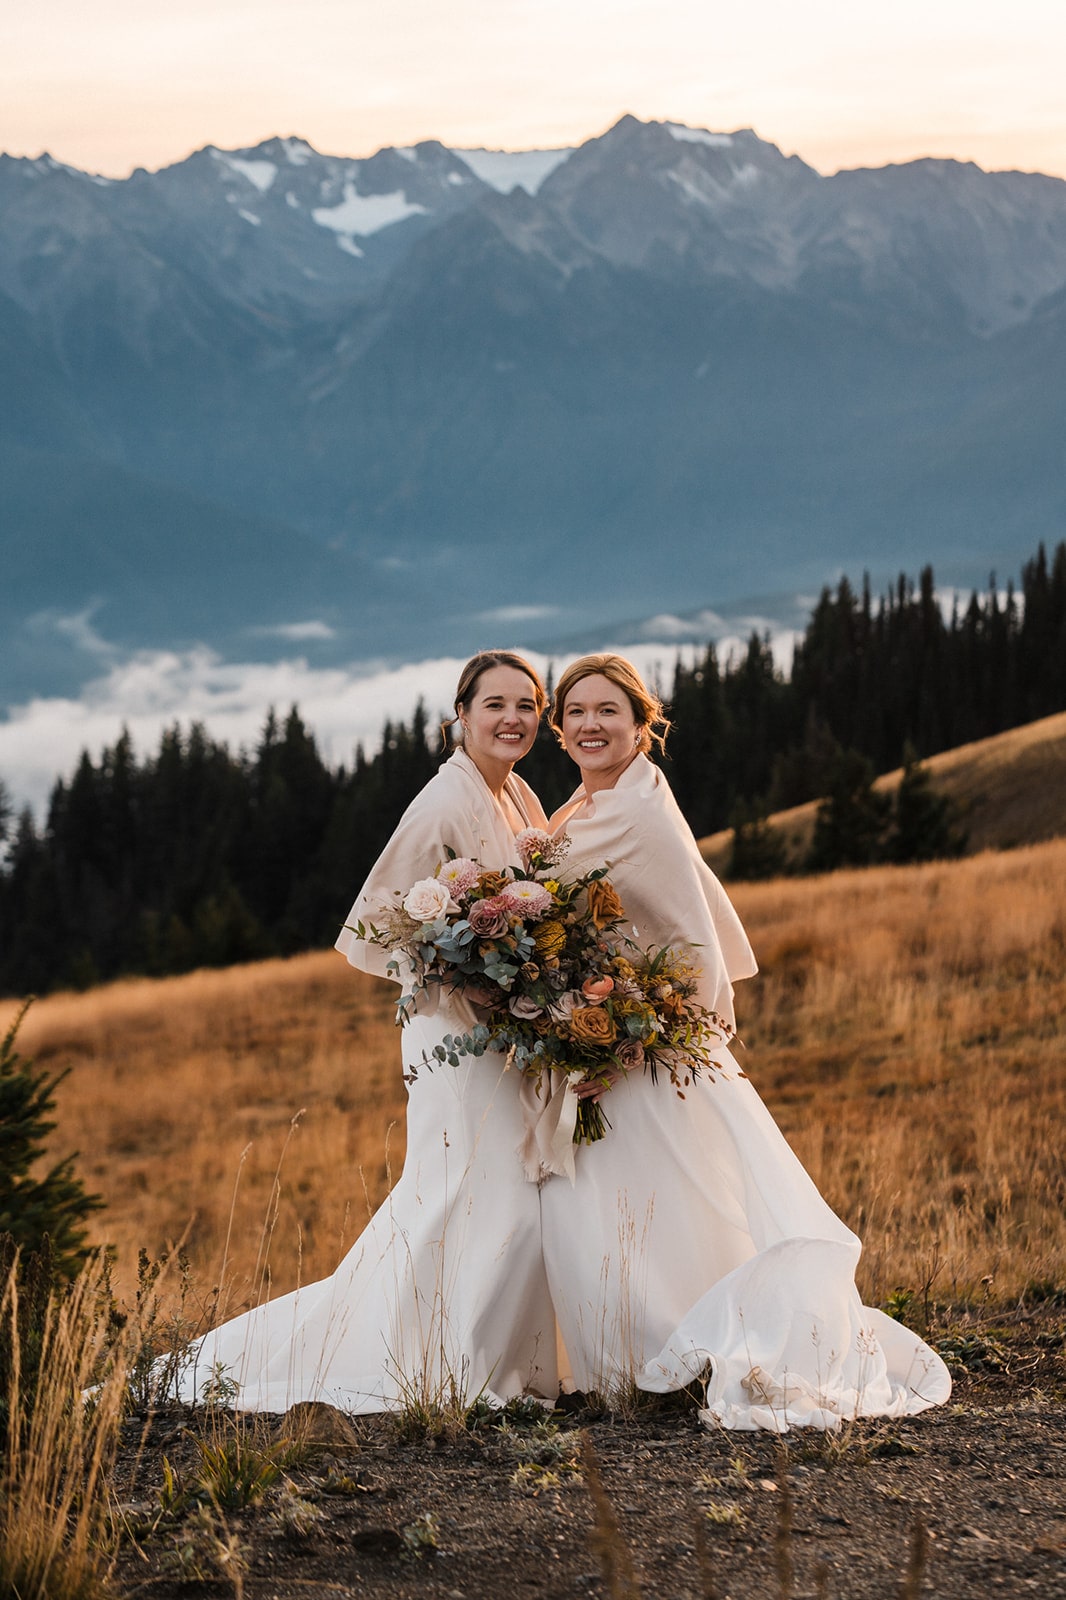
3, 114, 1066, 702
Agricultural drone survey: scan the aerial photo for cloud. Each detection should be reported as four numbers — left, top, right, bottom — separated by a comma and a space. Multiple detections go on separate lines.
0, 617, 802, 819
245, 620, 337, 641
477, 605, 560, 624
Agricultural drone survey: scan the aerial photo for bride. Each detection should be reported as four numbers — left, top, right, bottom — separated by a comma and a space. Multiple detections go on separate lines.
535, 653, 951, 1430
178, 650, 559, 1411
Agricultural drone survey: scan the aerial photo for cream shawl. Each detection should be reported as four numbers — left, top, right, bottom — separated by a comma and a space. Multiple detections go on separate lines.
519, 753, 757, 1183
554, 753, 757, 1027
335, 748, 547, 986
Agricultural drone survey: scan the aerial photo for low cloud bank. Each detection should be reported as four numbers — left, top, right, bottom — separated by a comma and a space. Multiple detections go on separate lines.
0, 628, 797, 819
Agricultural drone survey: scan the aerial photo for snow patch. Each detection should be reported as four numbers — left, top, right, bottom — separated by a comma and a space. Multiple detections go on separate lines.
285, 191, 300, 208
335, 235, 365, 258
214, 153, 278, 193
238, 208, 261, 226
395, 147, 418, 163
313, 183, 429, 235
669, 171, 711, 206
666, 123, 734, 149
454, 147, 573, 195
280, 138, 313, 167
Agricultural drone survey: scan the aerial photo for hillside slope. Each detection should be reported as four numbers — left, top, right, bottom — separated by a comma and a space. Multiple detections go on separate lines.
699, 709, 1066, 874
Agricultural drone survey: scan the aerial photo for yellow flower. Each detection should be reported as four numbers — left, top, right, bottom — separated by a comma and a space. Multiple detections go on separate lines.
586, 879, 626, 929
533, 919, 567, 958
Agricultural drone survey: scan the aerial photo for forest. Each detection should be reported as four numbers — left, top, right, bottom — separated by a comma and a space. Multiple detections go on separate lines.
1, 540, 1064, 995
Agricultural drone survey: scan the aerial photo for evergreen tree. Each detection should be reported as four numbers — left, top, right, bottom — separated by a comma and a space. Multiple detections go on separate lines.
808, 749, 892, 872
889, 746, 967, 864
0, 1003, 103, 1278
727, 801, 789, 881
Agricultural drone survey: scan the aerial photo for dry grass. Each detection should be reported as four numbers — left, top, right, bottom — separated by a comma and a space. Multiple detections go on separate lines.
0, 957, 407, 1317
1, 1253, 135, 1599
3, 837, 1065, 1319
730, 838, 1066, 1307
699, 707, 1066, 874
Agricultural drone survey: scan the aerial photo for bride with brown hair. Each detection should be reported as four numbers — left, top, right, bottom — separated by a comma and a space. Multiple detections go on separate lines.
180, 650, 559, 1411
535, 652, 951, 1430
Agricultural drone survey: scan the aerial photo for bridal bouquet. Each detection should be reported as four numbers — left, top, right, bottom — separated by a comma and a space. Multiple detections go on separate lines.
351, 829, 733, 1146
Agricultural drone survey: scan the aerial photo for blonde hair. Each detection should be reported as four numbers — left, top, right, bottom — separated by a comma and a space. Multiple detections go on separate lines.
441, 650, 547, 747
549, 653, 670, 754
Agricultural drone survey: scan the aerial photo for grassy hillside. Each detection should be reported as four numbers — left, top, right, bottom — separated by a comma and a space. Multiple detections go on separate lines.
3, 836, 1064, 1325
699, 708, 1066, 877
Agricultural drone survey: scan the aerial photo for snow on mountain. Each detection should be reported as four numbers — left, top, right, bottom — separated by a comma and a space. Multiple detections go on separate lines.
452, 146, 574, 195
311, 183, 429, 237
212, 151, 278, 192
665, 123, 736, 149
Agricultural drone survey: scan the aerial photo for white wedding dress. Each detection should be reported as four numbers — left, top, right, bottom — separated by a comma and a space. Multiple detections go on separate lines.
535, 755, 950, 1429
176, 751, 558, 1412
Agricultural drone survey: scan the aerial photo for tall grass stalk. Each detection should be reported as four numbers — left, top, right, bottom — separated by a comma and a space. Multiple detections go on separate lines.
0, 1251, 134, 1599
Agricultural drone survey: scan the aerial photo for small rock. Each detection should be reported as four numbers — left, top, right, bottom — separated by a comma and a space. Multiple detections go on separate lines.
274, 1400, 360, 1452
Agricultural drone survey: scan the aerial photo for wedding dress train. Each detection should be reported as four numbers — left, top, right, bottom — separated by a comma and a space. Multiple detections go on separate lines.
178, 1011, 557, 1411
539, 1056, 950, 1430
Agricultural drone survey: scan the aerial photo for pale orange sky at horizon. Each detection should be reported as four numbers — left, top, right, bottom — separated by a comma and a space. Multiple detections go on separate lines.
3, 0, 1065, 181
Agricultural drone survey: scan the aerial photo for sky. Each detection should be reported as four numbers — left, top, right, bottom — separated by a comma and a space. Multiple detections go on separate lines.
2, 0, 1062, 814
4, 0, 1066, 179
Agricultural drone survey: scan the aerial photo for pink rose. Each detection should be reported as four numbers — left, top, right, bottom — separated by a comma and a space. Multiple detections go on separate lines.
549, 991, 582, 1021
614, 1039, 646, 1072
467, 896, 511, 937
582, 975, 615, 1001
509, 994, 544, 1019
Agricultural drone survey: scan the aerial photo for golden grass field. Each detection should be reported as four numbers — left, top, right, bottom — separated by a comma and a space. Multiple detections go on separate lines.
3, 836, 1065, 1327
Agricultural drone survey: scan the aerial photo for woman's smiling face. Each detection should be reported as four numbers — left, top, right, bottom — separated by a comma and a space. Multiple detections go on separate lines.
559, 672, 642, 791
461, 665, 541, 771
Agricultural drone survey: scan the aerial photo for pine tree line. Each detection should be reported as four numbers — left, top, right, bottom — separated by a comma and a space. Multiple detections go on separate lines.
666, 540, 1066, 837
1, 540, 1064, 995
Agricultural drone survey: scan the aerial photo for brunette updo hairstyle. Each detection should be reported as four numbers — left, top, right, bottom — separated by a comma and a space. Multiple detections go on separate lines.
442, 649, 548, 747
549, 653, 671, 755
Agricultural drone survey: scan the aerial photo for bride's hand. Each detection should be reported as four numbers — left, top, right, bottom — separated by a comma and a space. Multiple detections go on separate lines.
572, 1069, 623, 1102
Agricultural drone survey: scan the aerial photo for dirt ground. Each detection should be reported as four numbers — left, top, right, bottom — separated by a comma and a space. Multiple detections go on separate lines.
109, 1304, 1066, 1600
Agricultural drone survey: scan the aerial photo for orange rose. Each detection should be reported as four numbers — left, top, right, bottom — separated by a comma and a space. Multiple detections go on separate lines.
586, 879, 626, 929
581, 975, 615, 1000
568, 1006, 618, 1046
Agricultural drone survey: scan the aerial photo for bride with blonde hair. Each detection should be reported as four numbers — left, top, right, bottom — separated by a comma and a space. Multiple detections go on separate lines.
534, 652, 950, 1430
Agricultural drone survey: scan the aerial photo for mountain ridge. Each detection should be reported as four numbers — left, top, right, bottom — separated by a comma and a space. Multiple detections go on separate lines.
3, 115, 1065, 704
